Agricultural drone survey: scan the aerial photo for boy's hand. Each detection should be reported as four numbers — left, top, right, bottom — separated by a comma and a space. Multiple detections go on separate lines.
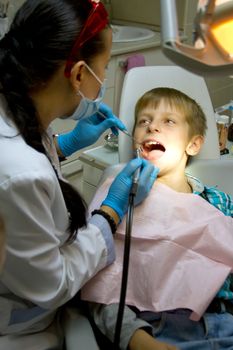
129, 329, 179, 350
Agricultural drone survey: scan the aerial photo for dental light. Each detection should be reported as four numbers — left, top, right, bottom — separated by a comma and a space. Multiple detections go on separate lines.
160, 0, 233, 77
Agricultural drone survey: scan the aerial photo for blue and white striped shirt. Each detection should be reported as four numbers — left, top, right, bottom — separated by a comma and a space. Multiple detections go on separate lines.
187, 174, 233, 300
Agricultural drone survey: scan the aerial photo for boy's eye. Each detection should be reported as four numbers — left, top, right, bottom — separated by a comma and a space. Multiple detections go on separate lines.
165, 119, 175, 125
138, 119, 150, 126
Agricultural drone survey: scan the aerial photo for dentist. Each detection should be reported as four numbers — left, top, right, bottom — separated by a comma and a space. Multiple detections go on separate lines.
0, 0, 158, 349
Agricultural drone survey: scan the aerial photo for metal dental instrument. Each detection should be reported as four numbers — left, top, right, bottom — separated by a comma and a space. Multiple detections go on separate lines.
131, 147, 142, 195
97, 110, 142, 145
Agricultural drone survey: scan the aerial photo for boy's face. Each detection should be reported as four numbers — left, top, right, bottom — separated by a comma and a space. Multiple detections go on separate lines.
133, 99, 203, 176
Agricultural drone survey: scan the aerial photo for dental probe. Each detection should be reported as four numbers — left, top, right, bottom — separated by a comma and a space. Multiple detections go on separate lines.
97, 110, 141, 144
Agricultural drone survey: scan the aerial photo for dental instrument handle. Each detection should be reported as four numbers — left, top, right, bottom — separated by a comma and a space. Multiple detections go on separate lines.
119, 128, 141, 145
130, 148, 141, 196
121, 129, 134, 138
97, 110, 138, 143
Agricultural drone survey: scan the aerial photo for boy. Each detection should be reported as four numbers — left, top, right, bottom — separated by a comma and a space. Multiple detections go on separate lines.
82, 88, 233, 350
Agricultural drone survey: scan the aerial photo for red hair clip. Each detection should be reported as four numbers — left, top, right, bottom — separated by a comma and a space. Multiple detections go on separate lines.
64, 0, 109, 78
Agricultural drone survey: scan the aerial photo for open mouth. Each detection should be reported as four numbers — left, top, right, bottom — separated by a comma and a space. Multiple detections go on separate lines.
142, 140, 166, 153
140, 140, 166, 161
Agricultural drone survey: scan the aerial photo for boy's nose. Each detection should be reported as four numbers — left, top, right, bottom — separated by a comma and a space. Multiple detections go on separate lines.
148, 121, 160, 133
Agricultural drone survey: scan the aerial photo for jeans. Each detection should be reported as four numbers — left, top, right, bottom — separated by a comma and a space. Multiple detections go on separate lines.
140, 309, 233, 350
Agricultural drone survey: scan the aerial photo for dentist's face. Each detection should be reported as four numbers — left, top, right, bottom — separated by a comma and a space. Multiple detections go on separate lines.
133, 99, 192, 175
78, 28, 112, 101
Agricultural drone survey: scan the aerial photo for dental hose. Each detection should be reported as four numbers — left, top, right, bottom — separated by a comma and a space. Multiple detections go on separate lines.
113, 148, 141, 350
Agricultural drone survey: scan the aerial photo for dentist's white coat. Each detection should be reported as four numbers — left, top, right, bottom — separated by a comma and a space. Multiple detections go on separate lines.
0, 99, 115, 349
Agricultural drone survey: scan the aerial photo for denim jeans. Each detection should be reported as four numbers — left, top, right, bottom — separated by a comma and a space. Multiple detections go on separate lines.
140, 309, 233, 350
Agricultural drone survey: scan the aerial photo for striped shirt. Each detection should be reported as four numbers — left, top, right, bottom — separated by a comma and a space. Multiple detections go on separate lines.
187, 174, 233, 300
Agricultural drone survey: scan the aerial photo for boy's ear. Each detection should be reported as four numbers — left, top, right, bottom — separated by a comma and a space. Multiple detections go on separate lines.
69, 61, 86, 91
186, 135, 204, 156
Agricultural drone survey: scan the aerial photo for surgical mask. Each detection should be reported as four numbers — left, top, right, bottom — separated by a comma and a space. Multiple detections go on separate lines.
68, 64, 106, 121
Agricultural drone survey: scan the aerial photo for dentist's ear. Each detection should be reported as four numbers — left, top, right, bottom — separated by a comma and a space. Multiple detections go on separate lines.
69, 61, 86, 91
186, 135, 204, 156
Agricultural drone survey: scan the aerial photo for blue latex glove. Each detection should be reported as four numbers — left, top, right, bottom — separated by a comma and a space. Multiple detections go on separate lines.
57, 103, 126, 157
102, 158, 159, 220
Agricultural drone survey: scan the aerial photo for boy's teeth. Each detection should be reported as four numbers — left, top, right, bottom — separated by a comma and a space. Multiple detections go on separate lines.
145, 141, 160, 145
143, 140, 166, 153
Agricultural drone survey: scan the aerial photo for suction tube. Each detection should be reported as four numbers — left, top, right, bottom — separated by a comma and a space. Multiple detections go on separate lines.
113, 148, 141, 349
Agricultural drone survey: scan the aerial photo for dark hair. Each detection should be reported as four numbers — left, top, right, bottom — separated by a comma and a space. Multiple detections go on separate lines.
134, 87, 207, 138
0, 0, 109, 241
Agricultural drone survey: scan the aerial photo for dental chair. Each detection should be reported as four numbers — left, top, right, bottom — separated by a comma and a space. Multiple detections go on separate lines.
64, 66, 233, 350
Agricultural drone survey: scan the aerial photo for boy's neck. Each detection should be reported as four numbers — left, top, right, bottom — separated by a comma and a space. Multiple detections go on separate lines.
157, 173, 192, 193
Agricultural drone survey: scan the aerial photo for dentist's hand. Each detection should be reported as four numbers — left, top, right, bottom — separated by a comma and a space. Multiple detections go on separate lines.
102, 158, 159, 220
57, 103, 126, 157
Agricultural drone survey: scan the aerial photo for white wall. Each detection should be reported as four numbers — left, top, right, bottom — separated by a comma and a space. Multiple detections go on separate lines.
109, 0, 186, 30
105, 0, 233, 108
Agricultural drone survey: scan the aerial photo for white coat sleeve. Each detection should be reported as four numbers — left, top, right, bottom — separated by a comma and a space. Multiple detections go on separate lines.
89, 302, 153, 350
0, 170, 115, 310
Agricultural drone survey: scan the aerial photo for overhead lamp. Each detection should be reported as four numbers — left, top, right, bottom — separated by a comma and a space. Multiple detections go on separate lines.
160, 0, 233, 76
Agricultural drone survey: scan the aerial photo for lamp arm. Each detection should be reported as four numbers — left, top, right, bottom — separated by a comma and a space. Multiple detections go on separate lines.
160, 0, 179, 45
160, 0, 216, 46
160, 0, 233, 77
194, 0, 216, 43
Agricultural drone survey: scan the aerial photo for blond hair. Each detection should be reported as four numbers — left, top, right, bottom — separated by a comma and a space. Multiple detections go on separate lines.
134, 87, 207, 138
